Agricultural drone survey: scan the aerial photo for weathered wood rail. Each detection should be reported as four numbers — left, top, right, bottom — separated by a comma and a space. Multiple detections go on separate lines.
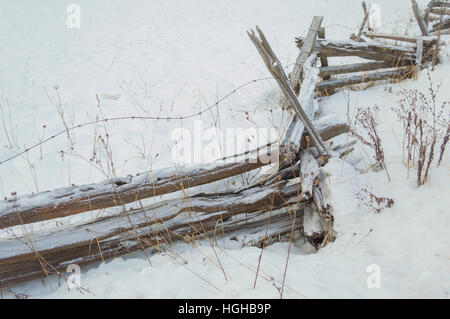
0, 161, 268, 229
317, 67, 413, 91
296, 38, 418, 63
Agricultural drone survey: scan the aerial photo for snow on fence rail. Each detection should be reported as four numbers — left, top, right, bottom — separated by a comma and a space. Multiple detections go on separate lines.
0, 3, 444, 287
0, 161, 267, 229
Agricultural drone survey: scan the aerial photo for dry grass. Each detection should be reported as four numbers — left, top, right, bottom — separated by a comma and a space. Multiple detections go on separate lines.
391, 69, 449, 185
351, 105, 391, 182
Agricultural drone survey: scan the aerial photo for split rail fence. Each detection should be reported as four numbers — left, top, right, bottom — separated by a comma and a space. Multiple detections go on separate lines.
0, 1, 444, 288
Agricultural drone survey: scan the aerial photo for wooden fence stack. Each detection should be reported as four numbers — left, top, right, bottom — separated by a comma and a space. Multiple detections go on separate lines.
308, 0, 445, 96
413, 0, 450, 35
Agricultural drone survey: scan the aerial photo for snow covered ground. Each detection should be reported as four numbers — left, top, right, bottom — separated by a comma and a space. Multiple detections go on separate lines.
0, 0, 449, 298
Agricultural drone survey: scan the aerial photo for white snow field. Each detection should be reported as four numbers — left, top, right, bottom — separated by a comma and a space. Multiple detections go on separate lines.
0, 0, 449, 298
